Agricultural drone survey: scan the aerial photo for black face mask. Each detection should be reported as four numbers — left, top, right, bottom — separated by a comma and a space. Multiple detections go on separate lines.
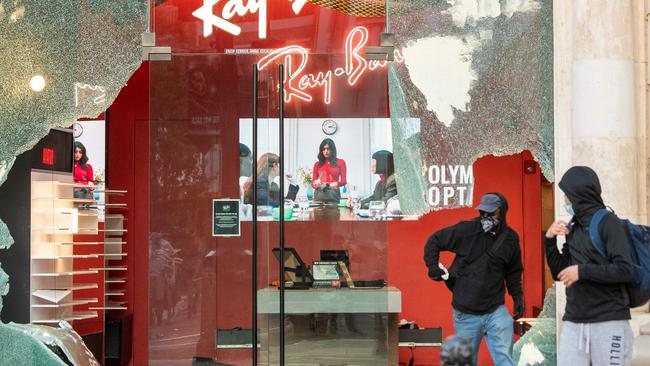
480, 213, 499, 233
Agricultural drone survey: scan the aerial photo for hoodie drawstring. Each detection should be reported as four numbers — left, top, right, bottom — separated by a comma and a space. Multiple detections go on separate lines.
578, 323, 584, 351
578, 323, 591, 354
586, 324, 591, 354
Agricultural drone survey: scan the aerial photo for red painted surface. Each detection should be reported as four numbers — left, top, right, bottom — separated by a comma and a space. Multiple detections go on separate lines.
388, 153, 542, 365
106, 62, 150, 366
109, 62, 543, 365
102, 3, 545, 365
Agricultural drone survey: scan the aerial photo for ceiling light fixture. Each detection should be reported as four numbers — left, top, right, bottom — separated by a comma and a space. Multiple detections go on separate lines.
29, 75, 46, 92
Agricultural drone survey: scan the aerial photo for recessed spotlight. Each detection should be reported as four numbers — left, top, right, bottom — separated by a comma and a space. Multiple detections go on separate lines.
30, 75, 46, 92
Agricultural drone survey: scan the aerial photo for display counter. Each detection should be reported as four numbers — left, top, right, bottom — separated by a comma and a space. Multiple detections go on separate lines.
256, 286, 401, 365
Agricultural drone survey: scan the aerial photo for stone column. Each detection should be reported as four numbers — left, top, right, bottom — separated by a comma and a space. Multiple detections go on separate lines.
569, 0, 643, 223
553, 0, 648, 339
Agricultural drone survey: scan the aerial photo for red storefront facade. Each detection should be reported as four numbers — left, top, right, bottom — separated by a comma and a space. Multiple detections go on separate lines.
103, 1, 547, 365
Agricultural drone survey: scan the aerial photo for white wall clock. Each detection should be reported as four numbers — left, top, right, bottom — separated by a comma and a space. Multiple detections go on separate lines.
72, 123, 84, 138
322, 119, 338, 135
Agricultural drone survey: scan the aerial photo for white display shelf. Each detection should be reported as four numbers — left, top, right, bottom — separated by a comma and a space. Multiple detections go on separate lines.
32, 227, 73, 232
32, 210, 97, 217
32, 270, 99, 277
105, 215, 128, 219
33, 254, 101, 260
105, 278, 126, 284
56, 241, 126, 245
105, 291, 125, 296
33, 290, 71, 303
89, 304, 127, 311
70, 283, 99, 291
95, 189, 128, 194
31, 298, 98, 308
32, 197, 97, 203
32, 181, 91, 189
89, 267, 127, 271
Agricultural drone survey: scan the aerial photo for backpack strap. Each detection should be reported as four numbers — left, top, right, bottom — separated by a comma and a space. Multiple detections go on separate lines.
589, 208, 609, 257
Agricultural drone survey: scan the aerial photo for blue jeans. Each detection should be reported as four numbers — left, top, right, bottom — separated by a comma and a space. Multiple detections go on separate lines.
453, 305, 514, 366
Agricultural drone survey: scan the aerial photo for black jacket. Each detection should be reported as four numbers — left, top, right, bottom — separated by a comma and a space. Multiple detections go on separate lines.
424, 193, 523, 315
360, 174, 397, 208
546, 166, 634, 323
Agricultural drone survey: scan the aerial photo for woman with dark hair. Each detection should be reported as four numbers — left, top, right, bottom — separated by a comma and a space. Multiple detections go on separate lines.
311, 138, 347, 204
73, 141, 94, 185
358, 150, 397, 208
243, 152, 298, 207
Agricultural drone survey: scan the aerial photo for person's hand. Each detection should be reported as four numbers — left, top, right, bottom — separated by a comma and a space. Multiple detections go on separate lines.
513, 297, 525, 320
346, 198, 356, 208
313, 179, 321, 187
558, 265, 580, 287
286, 174, 296, 185
545, 220, 569, 239
329, 182, 338, 189
428, 267, 445, 281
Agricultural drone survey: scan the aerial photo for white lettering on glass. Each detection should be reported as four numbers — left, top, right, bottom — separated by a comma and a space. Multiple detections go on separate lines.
193, 0, 307, 39
427, 165, 474, 207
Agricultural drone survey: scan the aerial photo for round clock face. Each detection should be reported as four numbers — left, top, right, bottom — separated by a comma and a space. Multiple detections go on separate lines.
72, 123, 84, 138
322, 119, 337, 135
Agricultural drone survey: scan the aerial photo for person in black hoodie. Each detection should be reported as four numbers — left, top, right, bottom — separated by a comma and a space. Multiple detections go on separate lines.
424, 192, 524, 366
545, 166, 635, 365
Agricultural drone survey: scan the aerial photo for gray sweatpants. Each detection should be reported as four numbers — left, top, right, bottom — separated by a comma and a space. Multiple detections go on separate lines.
559, 320, 634, 366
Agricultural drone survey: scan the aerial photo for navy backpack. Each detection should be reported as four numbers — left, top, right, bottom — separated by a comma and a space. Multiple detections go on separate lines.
589, 208, 650, 307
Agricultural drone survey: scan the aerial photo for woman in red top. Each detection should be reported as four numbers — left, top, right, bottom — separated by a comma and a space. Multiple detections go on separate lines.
312, 138, 346, 204
74, 141, 94, 185
73, 141, 95, 199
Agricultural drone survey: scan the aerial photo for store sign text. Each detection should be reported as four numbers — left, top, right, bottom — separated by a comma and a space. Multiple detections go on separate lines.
257, 26, 404, 105
427, 165, 473, 207
193, 0, 307, 39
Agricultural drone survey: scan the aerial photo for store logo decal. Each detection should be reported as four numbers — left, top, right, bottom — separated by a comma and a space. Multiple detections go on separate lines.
257, 26, 404, 105
193, 0, 307, 39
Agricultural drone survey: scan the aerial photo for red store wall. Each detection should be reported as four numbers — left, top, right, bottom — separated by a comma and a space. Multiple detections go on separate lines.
107, 62, 150, 365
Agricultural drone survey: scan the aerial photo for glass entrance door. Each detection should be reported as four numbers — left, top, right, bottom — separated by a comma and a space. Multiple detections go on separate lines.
148, 3, 393, 365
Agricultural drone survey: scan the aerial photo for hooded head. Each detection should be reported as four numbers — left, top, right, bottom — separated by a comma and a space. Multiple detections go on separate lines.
440, 335, 472, 366
372, 150, 394, 177
558, 166, 605, 225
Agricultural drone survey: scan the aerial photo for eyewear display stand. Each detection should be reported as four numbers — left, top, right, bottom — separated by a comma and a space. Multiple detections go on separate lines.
256, 286, 401, 365
89, 189, 128, 312
30, 171, 101, 324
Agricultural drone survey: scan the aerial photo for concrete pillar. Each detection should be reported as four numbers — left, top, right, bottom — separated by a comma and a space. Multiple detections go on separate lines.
569, 0, 643, 223
553, 0, 648, 338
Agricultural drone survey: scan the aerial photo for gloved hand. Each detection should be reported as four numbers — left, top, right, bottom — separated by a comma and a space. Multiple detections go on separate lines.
428, 267, 445, 281
513, 297, 525, 320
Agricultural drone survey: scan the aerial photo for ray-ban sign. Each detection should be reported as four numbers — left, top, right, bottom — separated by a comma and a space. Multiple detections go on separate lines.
193, 0, 307, 39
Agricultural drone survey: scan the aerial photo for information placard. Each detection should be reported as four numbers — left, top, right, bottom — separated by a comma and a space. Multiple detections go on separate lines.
212, 199, 240, 237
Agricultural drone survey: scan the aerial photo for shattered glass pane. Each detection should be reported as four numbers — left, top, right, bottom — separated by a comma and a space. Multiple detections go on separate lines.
0, 321, 101, 365
0, 0, 147, 311
388, 0, 553, 214
512, 286, 557, 366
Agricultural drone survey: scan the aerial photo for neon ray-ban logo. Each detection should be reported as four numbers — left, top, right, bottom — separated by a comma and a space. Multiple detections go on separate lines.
74, 83, 106, 108
258, 26, 404, 105
193, 0, 307, 39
